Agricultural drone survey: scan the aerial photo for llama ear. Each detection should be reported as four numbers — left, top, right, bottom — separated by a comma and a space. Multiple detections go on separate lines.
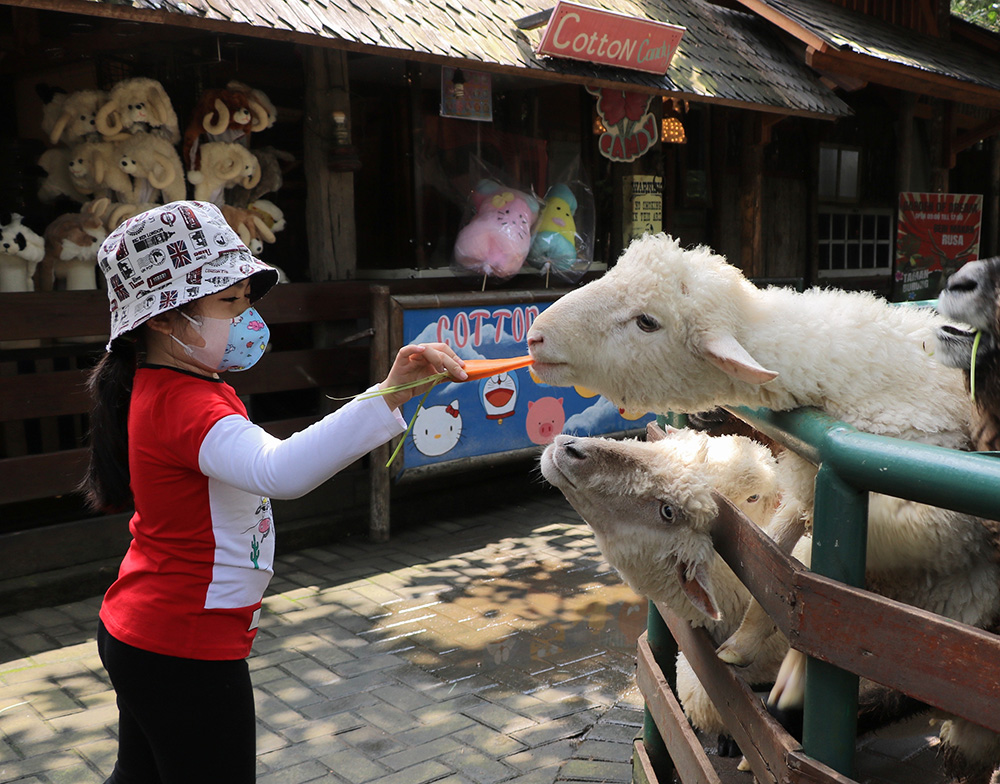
677, 560, 721, 621
699, 332, 778, 385
646, 421, 678, 442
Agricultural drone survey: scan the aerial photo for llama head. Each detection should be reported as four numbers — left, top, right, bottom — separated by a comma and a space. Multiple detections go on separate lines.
937, 257, 1000, 371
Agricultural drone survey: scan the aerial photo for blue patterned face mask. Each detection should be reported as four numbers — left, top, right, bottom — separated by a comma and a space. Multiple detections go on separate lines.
171, 307, 270, 372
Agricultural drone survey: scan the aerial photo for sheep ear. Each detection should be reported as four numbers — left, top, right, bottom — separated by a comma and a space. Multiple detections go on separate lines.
645, 422, 678, 442
699, 333, 778, 385
676, 561, 721, 621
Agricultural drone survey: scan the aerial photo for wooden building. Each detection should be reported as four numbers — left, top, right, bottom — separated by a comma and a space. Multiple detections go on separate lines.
0, 0, 998, 609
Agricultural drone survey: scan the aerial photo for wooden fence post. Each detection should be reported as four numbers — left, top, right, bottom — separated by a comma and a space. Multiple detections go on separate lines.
369, 285, 392, 542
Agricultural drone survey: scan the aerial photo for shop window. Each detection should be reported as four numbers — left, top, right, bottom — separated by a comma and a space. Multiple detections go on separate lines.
818, 145, 860, 203
817, 207, 894, 278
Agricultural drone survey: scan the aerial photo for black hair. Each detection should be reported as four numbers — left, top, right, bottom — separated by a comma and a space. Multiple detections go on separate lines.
80, 335, 140, 513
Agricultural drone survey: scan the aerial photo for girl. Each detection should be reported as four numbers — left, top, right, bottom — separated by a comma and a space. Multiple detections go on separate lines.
84, 200, 466, 783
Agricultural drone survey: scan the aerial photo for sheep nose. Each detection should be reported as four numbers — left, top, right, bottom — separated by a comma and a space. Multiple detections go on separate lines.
527, 335, 542, 348
945, 263, 981, 293
562, 439, 586, 461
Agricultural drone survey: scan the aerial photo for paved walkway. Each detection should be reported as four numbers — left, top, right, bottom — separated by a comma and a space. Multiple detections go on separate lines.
0, 478, 962, 784
0, 485, 647, 784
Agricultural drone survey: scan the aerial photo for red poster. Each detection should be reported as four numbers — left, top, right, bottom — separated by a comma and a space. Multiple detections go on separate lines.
894, 192, 982, 301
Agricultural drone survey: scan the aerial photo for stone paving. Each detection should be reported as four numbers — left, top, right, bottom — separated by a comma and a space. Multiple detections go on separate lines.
0, 485, 648, 784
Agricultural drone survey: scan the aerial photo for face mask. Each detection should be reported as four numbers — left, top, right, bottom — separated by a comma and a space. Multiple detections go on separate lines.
171, 307, 270, 372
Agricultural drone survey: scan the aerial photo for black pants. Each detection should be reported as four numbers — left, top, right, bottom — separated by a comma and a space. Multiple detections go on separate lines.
97, 620, 256, 784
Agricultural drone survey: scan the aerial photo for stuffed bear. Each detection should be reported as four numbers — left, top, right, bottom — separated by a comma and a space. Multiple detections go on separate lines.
453, 180, 539, 280
0, 212, 45, 292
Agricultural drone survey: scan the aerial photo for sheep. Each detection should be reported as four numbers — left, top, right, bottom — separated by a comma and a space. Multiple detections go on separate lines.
96, 77, 180, 144
115, 132, 186, 204
226, 146, 295, 208
182, 87, 256, 170
226, 80, 277, 133
32, 200, 109, 292
37, 148, 89, 204
540, 423, 794, 746
220, 204, 277, 256
937, 257, 1000, 452
526, 232, 1000, 782
187, 142, 261, 205
67, 141, 133, 202
40, 88, 107, 146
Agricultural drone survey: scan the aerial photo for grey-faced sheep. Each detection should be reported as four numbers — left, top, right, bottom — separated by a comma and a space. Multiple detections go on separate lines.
540, 424, 794, 745
937, 257, 1000, 452
115, 132, 186, 205
96, 77, 180, 144
526, 232, 1000, 782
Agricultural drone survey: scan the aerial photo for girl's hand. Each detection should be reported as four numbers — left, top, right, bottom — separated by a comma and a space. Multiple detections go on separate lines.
379, 343, 467, 411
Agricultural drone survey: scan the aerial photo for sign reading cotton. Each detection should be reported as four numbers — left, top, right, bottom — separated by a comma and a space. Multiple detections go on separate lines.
536, 1, 685, 75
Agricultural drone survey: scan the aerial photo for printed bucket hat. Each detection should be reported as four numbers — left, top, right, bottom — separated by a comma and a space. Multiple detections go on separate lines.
98, 200, 279, 348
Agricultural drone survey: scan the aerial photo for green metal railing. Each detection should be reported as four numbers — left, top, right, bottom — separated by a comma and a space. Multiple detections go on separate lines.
646, 405, 1000, 779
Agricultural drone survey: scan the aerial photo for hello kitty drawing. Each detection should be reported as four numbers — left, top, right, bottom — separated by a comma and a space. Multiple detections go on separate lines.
411, 399, 463, 457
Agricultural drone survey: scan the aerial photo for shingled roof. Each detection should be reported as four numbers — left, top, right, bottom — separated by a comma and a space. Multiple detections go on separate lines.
61, 0, 850, 118
734, 0, 1000, 108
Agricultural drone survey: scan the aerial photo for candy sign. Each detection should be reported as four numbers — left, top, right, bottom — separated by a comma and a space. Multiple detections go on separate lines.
537, 1, 685, 75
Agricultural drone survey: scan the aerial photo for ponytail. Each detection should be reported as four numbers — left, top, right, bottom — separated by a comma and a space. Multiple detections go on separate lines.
80, 336, 139, 513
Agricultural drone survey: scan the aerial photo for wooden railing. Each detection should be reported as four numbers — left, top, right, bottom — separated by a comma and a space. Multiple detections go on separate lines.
635, 407, 1000, 784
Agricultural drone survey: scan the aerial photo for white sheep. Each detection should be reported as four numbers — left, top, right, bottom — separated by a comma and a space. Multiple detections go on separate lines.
37, 148, 89, 204
937, 257, 1000, 453
67, 141, 133, 201
115, 132, 186, 204
40, 88, 107, 146
541, 424, 795, 744
527, 232, 1000, 781
187, 142, 261, 205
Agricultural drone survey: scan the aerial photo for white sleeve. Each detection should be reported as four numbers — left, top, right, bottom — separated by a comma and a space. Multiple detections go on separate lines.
198, 391, 406, 500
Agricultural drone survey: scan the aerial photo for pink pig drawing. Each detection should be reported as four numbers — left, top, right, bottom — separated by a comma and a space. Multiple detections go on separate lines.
453, 179, 539, 279
526, 396, 565, 445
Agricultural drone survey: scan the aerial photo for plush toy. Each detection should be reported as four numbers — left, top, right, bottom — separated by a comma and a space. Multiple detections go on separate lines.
37, 147, 89, 204
67, 141, 133, 201
96, 77, 180, 144
33, 199, 109, 292
226, 146, 294, 207
453, 180, 539, 279
182, 87, 256, 171
220, 204, 277, 256
40, 87, 107, 146
528, 184, 579, 273
0, 212, 45, 292
187, 142, 261, 204
227, 81, 277, 133
115, 132, 186, 204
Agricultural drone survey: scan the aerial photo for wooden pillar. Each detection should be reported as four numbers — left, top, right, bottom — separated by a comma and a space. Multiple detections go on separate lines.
988, 136, 1000, 258
929, 98, 950, 194
303, 46, 357, 281
896, 92, 915, 193
369, 285, 392, 542
739, 113, 765, 278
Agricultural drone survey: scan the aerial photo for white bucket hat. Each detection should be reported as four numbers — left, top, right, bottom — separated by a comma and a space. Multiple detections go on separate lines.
98, 200, 279, 348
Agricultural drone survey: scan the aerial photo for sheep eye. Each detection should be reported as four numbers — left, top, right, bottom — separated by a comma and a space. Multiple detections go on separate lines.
747, 494, 760, 503
659, 503, 674, 521
636, 314, 660, 333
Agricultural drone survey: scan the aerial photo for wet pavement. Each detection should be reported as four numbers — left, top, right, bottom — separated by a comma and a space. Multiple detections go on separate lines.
0, 471, 969, 784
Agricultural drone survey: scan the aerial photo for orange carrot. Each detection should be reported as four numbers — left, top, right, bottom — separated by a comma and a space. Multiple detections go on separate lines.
460, 355, 534, 381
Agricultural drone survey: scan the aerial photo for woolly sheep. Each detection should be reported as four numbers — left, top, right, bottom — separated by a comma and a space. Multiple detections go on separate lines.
96, 77, 180, 143
540, 424, 793, 743
115, 132, 186, 204
37, 148, 89, 204
187, 142, 261, 205
220, 204, 277, 256
67, 141, 133, 201
937, 257, 1000, 452
527, 233, 1000, 781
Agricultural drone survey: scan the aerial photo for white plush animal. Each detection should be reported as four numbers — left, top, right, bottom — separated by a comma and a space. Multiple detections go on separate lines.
33, 200, 109, 292
96, 77, 180, 143
937, 257, 1000, 453
527, 233, 1000, 782
187, 142, 261, 204
115, 132, 186, 204
0, 212, 45, 292
37, 148, 89, 204
541, 424, 794, 742
40, 88, 107, 146
67, 141, 133, 201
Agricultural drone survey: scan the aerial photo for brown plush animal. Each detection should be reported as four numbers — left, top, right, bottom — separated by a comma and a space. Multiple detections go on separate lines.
182, 88, 255, 170
32, 199, 109, 291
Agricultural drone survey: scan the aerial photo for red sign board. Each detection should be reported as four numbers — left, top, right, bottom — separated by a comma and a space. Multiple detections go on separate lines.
893, 191, 983, 301
536, 1, 685, 75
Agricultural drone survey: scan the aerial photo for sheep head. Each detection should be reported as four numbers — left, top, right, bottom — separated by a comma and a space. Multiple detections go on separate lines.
527, 233, 778, 415
540, 426, 778, 623
937, 257, 1000, 371
97, 78, 180, 143
227, 81, 276, 132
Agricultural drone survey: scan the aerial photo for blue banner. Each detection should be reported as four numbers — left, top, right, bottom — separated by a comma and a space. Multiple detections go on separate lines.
399, 300, 654, 473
